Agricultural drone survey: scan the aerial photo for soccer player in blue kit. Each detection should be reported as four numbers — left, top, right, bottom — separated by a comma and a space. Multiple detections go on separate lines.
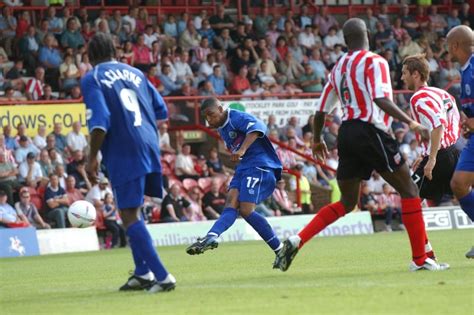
186, 97, 283, 260
82, 33, 176, 292
447, 25, 474, 258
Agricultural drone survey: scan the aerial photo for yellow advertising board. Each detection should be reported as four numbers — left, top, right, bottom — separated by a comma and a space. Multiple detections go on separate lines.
0, 103, 88, 137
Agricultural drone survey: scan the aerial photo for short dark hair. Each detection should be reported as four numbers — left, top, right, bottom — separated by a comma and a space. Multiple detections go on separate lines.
88, 33, 116, 65
201, 97, 219, 113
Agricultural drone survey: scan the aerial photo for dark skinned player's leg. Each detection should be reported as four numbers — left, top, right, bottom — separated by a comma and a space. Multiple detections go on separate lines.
297, 177, 361, 248
379, 163, 429, 265
122, 207, 170, 282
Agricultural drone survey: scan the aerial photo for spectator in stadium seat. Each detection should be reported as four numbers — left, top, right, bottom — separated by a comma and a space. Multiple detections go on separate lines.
194, 9, 208, 30
164, 14, 179, 39
202, 179, 226, 219
194, 37, 211, 64
187, 187, 207, 221
447, 8, 461, 30
276, 136, 297, 169
175, 144, 199, 181
439, 58, 461, 95
242, 79, 266, 100
2, 126, 15, 151
378, 184, 402, 232
0, 190, 28, 228
66, 121, 87, 153
108, 9, 122, 35
272, 179, 300, 215
0, 134, 15, 166
398, 34, 423, 60
459, 3, 474, 26
86, 176, 112, 210
39, 34, 62, 90
195, 155, 210, 177
47, 147, 64, 167
65, 175, 83, 205
198, 18, 216, 44
198, 80, 216, 96
146, 65, 164, 92
299, 63, 323, 93
38, 149, 54, 178
67, 150, 91, 193
208, 65, 227, 96
25, 66, 45, 101
179, 20, 201, 53
0, 149, 19, 206
54, 164, 67, 190
314, 6, 339, 37
46, 6, 63, 36
158, 123, 175, 154
59, 54, 81, 92
39, 84, 57, 101
160, 184, 192, 223
159, 64, 181, 96
0, 6, 17, 57
18, 152, 43, 186
36, 19, 52, 47
362, 7, 378, 35
174, 51, 194, 86
298, 25, 317, 54
209, 4, 234, 36
428, 5, 447, 35
401, 4, 420, 39
230, 65, 250, 94
132, 34, 152, 72
206, 147, 227, 176
103, 192, 126, 248
49, 123, 68, 155
177, 12, 190, 36
44, 173, 70, 229
308, 49, 328, 82
15, 136, 40, 164
254, 6, 272, 38
213, 28, 237, 52
61, 17, 85, 50
18, 25, 40, 75
66, 84, 82, 100
15, 189, 50, 229
122, 6, 138, 33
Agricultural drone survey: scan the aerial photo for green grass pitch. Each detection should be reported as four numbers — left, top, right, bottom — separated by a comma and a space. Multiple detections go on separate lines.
1, 229, 473, 315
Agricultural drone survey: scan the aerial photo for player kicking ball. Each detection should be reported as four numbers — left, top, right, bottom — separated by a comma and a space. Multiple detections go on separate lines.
401, 54, 461, 261
273, 18, 449, 272
447, 25, 474, 258
186, 97, 283, 261
82, 33, 175, 293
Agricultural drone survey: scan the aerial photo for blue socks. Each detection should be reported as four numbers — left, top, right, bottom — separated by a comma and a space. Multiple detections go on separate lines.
208, 207, 239, 236
244, 211, 281, 252
126, 220, 168, 281
459, 191, 474, 221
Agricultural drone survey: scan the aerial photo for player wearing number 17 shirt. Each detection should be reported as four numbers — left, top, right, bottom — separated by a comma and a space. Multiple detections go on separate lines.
186, 97, 284, 261
274, 18, 449, 272
81, 33, 175, 293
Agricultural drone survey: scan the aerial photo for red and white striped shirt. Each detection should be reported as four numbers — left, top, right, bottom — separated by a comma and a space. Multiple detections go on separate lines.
26, 78, 44, 101
316, 50, 393, 132
409, 86, 460, 156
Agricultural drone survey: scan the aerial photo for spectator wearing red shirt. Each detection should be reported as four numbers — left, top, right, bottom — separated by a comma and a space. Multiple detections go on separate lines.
25, 66, 45, 101
65, 175, 84, 205
231, 66, 250, 94
275, 36, 289, 62
133, 34, 151, 72
146, 65, 164, 93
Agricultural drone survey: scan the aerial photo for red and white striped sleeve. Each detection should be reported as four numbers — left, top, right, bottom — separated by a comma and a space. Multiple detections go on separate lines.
411, 96, 443, 131
365, 56, 392, 101
315, 78, 338, 113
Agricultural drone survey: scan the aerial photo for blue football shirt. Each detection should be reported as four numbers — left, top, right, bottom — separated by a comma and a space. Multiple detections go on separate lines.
460, 54, 474, 118
217, 109, 282, 171
81, 61, 168, 187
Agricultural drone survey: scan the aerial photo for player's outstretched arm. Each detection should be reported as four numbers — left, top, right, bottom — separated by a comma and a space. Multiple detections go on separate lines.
374, 97, 430, 142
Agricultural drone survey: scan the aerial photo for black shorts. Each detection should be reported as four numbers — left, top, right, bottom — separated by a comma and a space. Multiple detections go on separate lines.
412, 145, 460, 200
337, 120, 405, 180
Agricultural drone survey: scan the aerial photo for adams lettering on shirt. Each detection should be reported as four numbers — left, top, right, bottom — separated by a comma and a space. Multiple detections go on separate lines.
100, 68, 143, 89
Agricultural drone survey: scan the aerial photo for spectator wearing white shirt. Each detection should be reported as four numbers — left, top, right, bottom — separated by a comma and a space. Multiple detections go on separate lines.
159, 122, 175, 154
174, 51, 194, 85
33, 125, 47, 150
66, 121, 87, 153
323, 27, 344, 50
242, 80, 266, 101
143, 24, 159, 48
366, 172, 386, 195
18, 152, 43, 185
298, 25, 317, 52
15, 136, 40, 164
122, 6, 137, 33
175, 143, 199, 180
86, 177, 112, 209
198, 53, 217, 79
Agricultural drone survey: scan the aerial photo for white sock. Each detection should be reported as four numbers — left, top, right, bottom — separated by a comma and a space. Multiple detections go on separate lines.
159, 273, 176, 284
137, 272, 154, 281
275, 243, 283, 252
289, 235, 301, 248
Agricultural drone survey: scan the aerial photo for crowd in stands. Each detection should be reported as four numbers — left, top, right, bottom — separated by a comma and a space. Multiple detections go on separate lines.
0, 2, 472, 236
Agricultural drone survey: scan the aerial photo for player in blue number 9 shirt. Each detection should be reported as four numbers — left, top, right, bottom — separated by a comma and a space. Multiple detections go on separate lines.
186, 97, 284, 264
81, 33, 176, 293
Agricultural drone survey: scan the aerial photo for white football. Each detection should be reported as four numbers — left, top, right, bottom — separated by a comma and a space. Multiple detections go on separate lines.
67, 200, 97, 228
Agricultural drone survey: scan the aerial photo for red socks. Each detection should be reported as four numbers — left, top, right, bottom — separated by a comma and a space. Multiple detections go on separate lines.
401, 198, 428, 265
298, 201, 346, 248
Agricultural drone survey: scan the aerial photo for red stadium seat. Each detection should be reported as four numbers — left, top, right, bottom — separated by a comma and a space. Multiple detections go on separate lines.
168, 177, 184, 190
182, 178, 198, 192
198, 177, 212, 193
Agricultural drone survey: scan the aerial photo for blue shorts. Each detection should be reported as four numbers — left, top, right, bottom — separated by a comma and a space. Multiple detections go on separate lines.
456, 137, 474, 172
229, 167, 281, 204
113, 172, 164, 209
